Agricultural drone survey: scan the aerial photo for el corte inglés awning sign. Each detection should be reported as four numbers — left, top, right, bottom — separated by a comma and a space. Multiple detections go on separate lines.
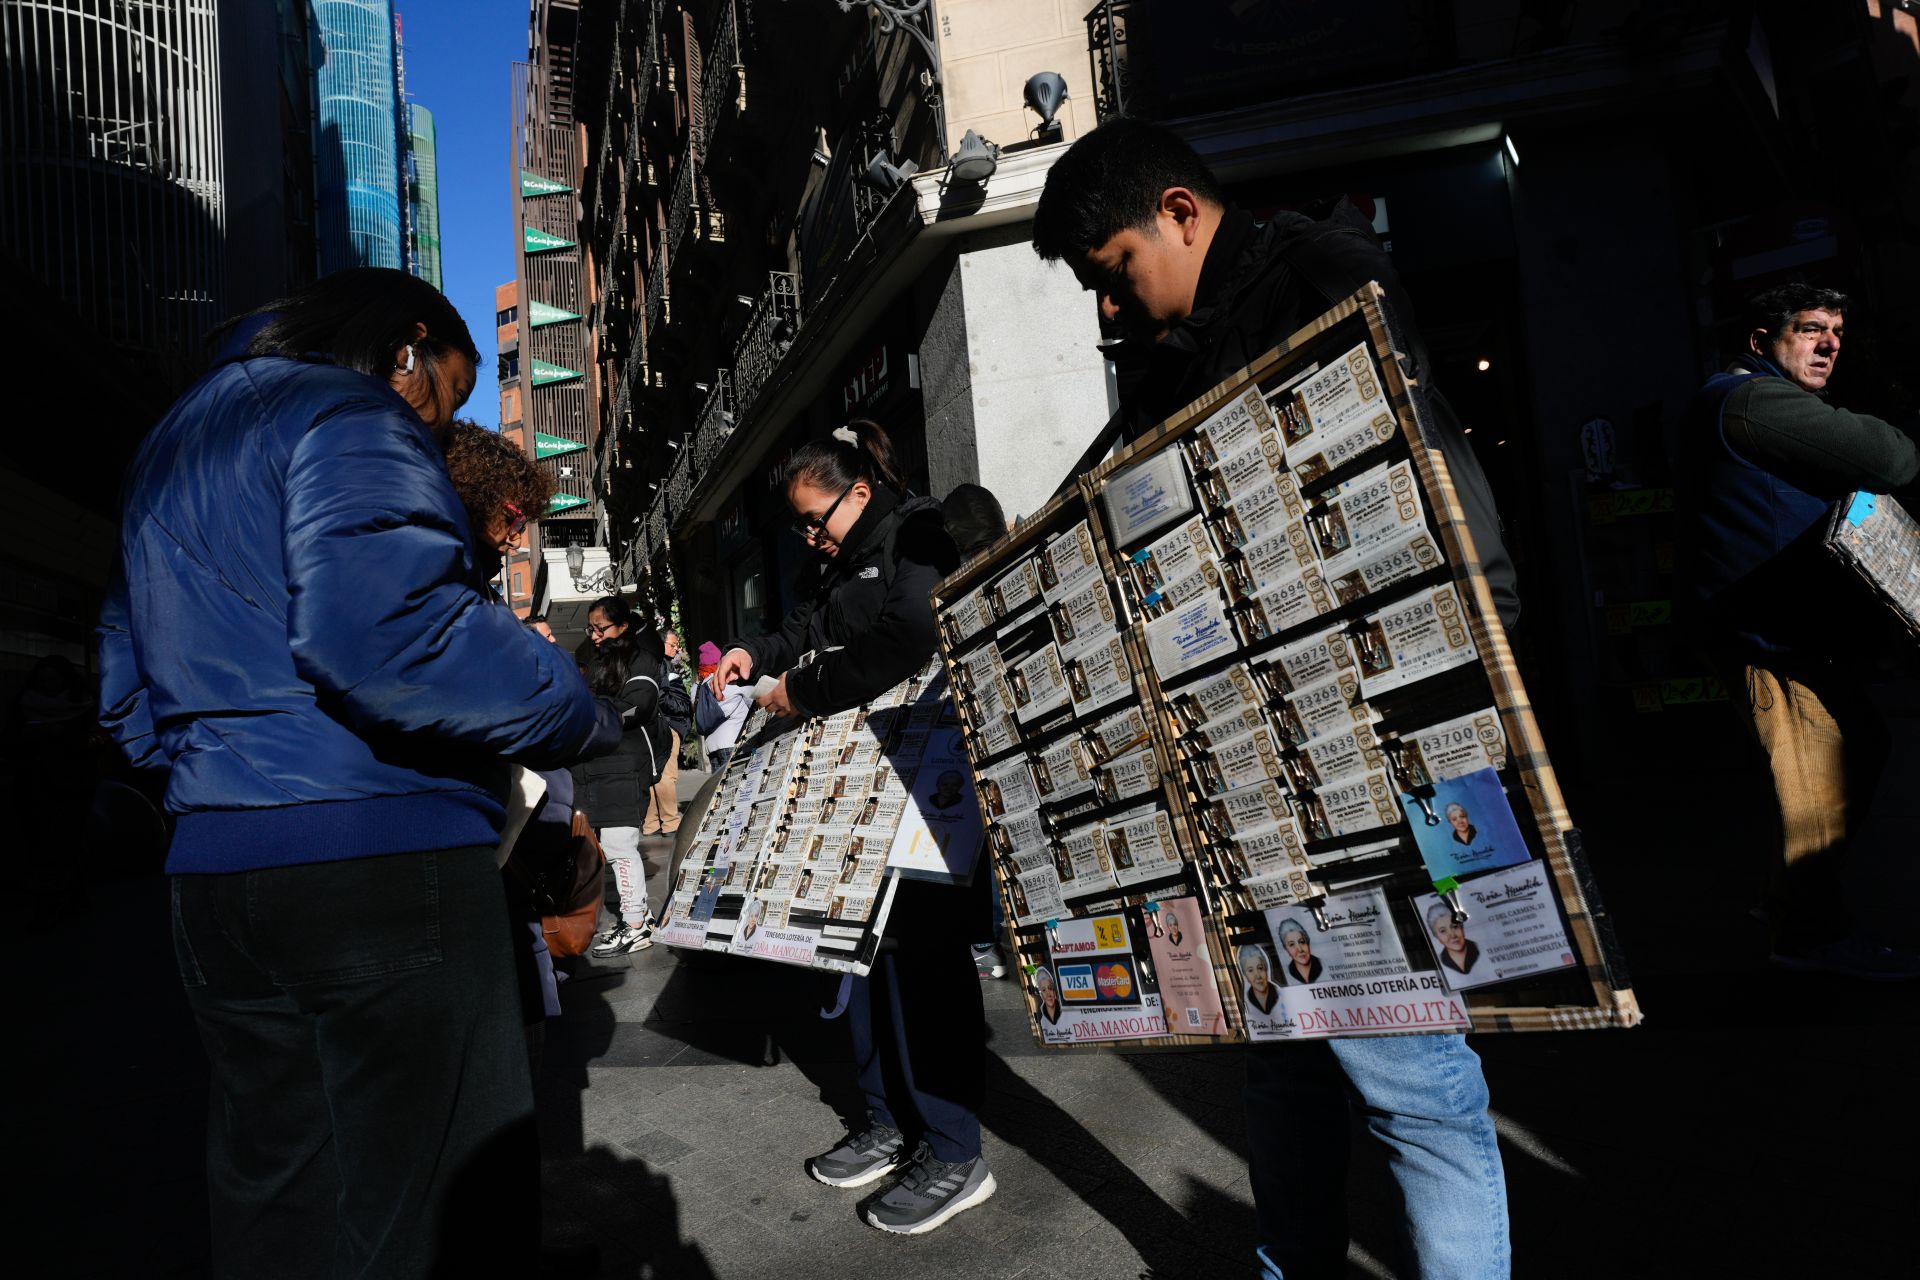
547, 492, 589, 514
524, 226, 576, 254
535, 431, 585, 459
530, 358, 582, 386
528, 299, 581, 328
520, 170, 573, 197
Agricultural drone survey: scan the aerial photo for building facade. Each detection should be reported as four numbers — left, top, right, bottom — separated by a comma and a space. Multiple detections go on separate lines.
314, 0, 406, 272
511, 0, 601, 591
494, 280, 541, 616
407, 102, 443, 288
560, 0, 1110, 652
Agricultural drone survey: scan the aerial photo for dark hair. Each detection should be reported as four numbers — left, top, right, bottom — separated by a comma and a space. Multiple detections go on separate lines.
1745, 284, 1849, 339
1032, 118, 1226, 263
941, 483, 1006, 556
784, 418, 904, 495
220, 266, 480, 387
584, 594, 664, 697
442, 419, 554, 538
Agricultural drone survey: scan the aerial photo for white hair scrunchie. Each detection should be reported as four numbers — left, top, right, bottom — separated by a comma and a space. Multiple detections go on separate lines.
831, 424, 860, 445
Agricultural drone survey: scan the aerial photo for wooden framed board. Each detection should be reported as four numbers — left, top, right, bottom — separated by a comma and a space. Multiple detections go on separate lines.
656, 658, 980, 975
932, 284, 1640, 1049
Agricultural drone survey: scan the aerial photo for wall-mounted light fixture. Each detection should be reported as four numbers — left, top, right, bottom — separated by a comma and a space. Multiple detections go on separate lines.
948, 130, 999, 184
1023, 72, 1068, 140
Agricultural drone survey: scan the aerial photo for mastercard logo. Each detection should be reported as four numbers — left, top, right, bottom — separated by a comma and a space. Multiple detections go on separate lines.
1095, 962, 1134, 1000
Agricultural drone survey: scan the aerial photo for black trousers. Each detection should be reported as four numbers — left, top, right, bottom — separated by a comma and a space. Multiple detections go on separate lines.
171, 847, 539, 1279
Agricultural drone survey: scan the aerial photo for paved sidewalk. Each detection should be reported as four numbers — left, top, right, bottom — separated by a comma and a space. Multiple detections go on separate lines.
26, 804, 1920, 1277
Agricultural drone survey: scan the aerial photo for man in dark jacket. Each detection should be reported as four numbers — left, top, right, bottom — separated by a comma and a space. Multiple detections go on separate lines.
1677, 282, 1920, 980
98, 271, 617, 1275
1034, 120, 1512, 1280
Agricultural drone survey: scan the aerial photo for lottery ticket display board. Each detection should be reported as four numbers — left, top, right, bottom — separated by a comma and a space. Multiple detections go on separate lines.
1826, 491, 1920, 639
933, 285, 1640, 1049
656, 659, 981, 975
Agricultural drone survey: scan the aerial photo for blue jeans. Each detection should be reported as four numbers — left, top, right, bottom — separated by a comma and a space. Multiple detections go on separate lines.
1247, 1034, 1509, 1280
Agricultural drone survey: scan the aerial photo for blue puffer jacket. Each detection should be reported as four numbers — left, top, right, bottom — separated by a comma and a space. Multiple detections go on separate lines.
98, 352, 618, 874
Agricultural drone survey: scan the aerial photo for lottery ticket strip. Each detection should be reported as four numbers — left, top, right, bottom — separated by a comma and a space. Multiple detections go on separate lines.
656, 659, 982, 974
934, 284, 1641, 1050
1827, 489, 1920, 639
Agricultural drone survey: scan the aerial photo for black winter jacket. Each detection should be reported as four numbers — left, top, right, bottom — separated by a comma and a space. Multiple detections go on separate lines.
1106, 208, 1520, 629
572, 652, 670, 829
732, 488, 959, 717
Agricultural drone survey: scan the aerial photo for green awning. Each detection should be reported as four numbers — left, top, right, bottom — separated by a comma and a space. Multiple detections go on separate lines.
521, 170, 572, 197
535, 431, 585, 459
528, 299, 581, 327
531, 358, 582, 386
547, 493, 589, 513
524, 226, 575, 254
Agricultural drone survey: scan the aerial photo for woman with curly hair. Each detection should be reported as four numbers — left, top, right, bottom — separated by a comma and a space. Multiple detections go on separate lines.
442, 419, 555, 580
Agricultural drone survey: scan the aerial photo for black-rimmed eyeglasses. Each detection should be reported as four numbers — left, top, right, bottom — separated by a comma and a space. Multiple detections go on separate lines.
793, 484, 855, 540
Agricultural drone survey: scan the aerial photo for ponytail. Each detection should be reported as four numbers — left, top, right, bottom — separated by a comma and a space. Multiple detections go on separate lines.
785, 417, 904, 495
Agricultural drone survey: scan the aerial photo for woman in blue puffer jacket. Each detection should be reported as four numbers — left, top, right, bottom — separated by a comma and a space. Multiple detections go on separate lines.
97, 269, 617, 1278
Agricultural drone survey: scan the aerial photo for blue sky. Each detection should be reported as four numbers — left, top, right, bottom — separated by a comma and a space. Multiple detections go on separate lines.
399, 0, 525, 429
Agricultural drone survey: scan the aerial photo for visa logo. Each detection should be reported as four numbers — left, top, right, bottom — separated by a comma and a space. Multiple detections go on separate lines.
1057, 964, 1097, 1001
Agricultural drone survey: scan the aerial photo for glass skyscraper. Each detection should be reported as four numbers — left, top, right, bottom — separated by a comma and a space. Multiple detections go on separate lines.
406, 102, 442, 289
314, 0, 403, 272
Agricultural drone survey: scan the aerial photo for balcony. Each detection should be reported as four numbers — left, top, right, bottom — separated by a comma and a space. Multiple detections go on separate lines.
694, 0, 744, 165
1084, 0, 1137, 123
666, 145, 726, 268
730, 270, 801, 422
643, 224, 669, 338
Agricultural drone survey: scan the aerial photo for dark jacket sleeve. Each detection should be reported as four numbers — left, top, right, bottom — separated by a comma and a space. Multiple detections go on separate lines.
281, 398, 617, 768
784, 524, 949, 717
1724, 379, 1920, 499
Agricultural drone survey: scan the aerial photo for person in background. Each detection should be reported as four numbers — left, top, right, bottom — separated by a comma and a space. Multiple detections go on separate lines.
1034, 119, 1512, 1280
943, 482, 1013, 982
696, 640, 753, 771
708, 421, 992, 1235
578, 595, 673, 960
1676, 282, 1920, 980
643, 629, 692, 836
98, 268, 617, 1276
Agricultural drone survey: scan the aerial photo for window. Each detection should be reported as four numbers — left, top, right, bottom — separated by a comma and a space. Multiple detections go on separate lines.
496, 305, 518, 326
498, 350, 520, 383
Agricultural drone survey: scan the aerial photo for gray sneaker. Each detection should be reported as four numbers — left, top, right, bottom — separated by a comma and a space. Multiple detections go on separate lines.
865, 1143, 996, 1235
807, 1123, 906, 1188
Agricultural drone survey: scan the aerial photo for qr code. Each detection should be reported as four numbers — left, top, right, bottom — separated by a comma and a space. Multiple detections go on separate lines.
1185, 1007, 1202, 1028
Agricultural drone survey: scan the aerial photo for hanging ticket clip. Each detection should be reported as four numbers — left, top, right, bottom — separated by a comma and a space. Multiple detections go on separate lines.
1433, 877, 1470, 926
1044, 918, 1061, 949
1142, 900, 1164, 937
1309, 899, 1333, 932
1383, 739, 1441, 826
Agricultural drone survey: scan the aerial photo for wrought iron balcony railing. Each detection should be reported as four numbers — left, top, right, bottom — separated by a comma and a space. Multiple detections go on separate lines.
731, 270, 801, 420
1085, 0, 1136, 123
666, 148, 695, 260
695, 0, 743, 163
643, 223, 669, 337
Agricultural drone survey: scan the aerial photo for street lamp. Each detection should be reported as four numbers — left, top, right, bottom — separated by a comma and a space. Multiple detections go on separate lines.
565, 542, 618, 593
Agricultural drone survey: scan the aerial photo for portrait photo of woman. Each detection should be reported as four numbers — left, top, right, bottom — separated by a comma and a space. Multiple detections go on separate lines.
1277, 917, 1324, 985
1238, 944, 1280, 1015
1446, 803, 1479, 847
1427, 902, 1481, 976
1032, 967, 1064, 1026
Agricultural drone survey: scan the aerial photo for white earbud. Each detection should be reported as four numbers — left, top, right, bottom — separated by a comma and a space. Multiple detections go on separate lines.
400, 346, 416, 375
